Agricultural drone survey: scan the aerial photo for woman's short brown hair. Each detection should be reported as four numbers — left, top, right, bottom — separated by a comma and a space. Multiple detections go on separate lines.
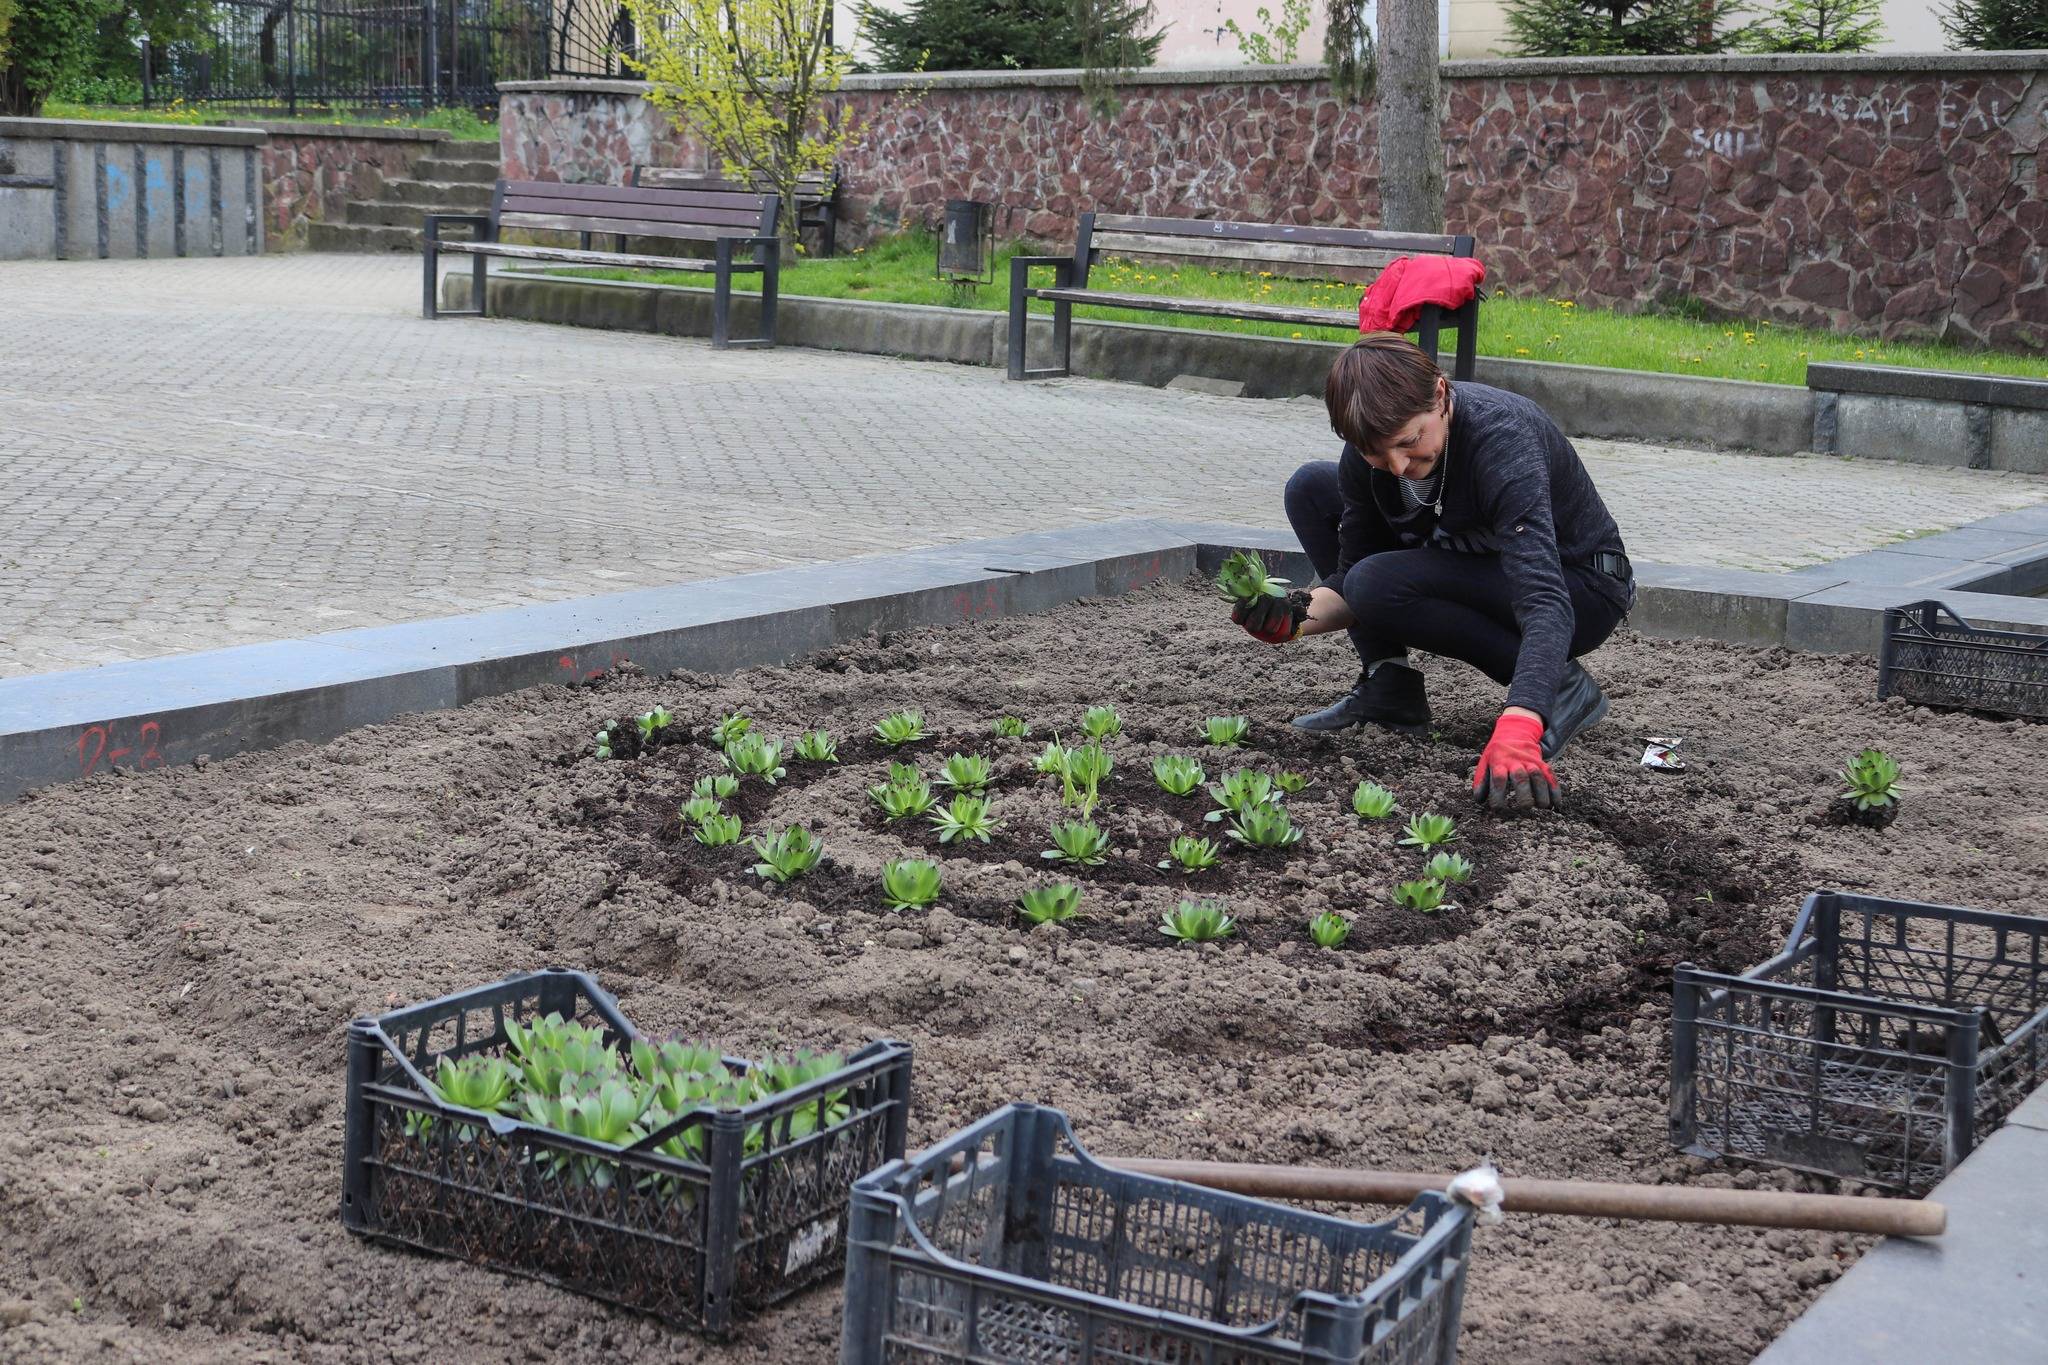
1326, 333, 1444, 453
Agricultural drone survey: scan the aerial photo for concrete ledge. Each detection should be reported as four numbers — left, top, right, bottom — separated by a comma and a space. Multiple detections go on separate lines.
0, 117, 267, 146
1478, 358, 1810, 457
1808, 364, 2048, 473
1756, 1119, 2048, 1364
1809, 362, 2048, 412
454, 272, 1817, 454
229, 121, 451, 143
498, 52, 2048, 96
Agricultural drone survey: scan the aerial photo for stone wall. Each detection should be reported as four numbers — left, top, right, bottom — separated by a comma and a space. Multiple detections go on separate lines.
252, 124, 443, 251
499, 53, 2048, 348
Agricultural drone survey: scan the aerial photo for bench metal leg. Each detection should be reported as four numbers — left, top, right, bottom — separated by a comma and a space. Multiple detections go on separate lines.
473, 250, 488, 319
1007, 258, 1031, 380
423, 241, 439, 319
758, 246, 778, 347
712, 238, 734, 349
1008, 259, 1075, 381
1453, 299, 1478, 382
1416, 305, 1443, 371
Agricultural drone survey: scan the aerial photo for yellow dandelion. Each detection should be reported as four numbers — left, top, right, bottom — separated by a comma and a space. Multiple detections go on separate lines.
1515, 347, 1531, 355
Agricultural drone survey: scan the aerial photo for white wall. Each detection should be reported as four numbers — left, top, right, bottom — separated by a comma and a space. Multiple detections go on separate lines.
842, 0, 1468, 71
839, 0, 1951, 71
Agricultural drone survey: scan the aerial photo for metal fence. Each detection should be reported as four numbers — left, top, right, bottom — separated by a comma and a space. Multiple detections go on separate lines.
142, 0, 580, 110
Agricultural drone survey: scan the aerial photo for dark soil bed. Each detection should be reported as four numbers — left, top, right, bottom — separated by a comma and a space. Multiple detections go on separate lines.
1, 578, 2042, 1363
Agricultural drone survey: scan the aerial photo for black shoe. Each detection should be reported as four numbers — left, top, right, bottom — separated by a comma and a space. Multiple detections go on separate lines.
1292, 664, 1431, 734
1542, 662, 1609, 760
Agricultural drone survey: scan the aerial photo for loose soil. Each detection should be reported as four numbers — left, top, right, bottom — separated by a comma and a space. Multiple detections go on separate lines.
2, 579, 2043, 1363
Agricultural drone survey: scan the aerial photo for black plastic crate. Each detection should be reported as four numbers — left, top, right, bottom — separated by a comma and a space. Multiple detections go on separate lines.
840, 1104, 1474, 1365
1878, 599, 2048, 719
1671, 891, 2048, 1195
340, 969, 912, 1333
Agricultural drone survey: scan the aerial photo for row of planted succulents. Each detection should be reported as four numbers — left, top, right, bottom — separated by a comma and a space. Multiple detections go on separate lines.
592, 700, 1488, 949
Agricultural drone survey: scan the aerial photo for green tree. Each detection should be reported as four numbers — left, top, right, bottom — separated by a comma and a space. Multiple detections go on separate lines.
859, 0, 1161, 74
1742, 0, 1884, 50
1225, 0, 1313, 63
1, 0, 213, 115
1940, 0, 2048, 49
625, 0, 865, 246
1501, 0, 1742, 55
1324, 0, 1378, 101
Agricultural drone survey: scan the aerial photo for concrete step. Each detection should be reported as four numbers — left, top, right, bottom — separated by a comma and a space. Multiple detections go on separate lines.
383, 178, 496, 209
346, 200, 432, 229
308, 220, 421, 253
410, 157, 499, 184
431, 140, 501, 165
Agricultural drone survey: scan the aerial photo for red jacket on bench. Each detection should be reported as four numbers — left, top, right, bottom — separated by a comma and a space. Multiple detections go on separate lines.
1357, 255, 1486, 334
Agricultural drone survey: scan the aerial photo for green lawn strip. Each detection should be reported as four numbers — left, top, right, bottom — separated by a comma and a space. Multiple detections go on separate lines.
516, 230, 2048, 387
42, 101, 498, 140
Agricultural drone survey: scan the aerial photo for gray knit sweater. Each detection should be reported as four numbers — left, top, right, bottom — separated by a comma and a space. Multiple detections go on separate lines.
1319, 381, 1630, 715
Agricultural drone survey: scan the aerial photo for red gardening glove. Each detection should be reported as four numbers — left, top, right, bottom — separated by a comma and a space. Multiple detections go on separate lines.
1231, 595, 1300, 644
1473, 712, 1559, 810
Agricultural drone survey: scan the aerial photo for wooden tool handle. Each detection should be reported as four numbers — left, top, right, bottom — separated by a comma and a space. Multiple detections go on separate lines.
1108, 1159, 1945, 1239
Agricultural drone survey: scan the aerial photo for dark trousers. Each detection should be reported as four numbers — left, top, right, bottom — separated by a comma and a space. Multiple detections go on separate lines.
1283, 460, 1629, 687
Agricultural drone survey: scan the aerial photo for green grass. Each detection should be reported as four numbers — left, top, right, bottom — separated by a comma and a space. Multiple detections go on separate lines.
529, 230, 2048, 387
42, 101, 498, 140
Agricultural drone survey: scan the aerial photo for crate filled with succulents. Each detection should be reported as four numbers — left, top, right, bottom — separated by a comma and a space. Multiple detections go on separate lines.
341, 969, 911, 1334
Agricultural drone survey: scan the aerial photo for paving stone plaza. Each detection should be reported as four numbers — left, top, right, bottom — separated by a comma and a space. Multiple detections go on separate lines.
2, 253, 2045, 679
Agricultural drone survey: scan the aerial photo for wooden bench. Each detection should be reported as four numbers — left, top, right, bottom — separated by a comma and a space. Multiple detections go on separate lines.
1007, 213, 1479, 382
633, 165, 840, 257
422, 181, 782, 349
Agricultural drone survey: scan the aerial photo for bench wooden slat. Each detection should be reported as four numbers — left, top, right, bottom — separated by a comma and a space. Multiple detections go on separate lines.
498, 211, 762, 242
500, 195, 772, 230
1093, 213, 1469, 255
436, 241, 736, 272
1090, 230, 1404, 273
504, 179, 771, 213
636, 166, 832, 201
1027, 286, 1357, 328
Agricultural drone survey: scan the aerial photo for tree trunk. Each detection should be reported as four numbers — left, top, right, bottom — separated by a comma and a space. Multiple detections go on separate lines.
1376, 0, 1444, 234
0, 60, 38, 117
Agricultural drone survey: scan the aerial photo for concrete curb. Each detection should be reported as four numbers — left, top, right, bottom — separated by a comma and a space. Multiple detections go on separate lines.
9, 516, 2048, 803
448, 272, 1816, 455
1756, 1113, 2048, 1364
0, 521, 1197, 802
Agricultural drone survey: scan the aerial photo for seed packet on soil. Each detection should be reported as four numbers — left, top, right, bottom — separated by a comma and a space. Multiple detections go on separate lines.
1641, 737, 1686, 771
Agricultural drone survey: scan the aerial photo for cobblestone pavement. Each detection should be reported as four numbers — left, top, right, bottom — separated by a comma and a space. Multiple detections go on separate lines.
3, 254, 2043, 678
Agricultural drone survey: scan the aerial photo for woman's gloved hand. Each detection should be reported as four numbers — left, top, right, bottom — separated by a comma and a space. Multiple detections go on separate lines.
1228, 593, 1310, 646
1473, 711, 1558, 809
1231, 594, 1301, 644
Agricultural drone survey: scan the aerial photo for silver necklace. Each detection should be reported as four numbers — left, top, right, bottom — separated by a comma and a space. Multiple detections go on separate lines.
1432, 394, 1453, 516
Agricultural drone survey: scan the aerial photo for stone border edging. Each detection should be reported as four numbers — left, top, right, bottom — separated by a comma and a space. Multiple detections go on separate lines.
449, 271, 1814, 456
0, 117, 266, 147
1755, 1083, 2048, 1364
7, 516, 2048, 803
